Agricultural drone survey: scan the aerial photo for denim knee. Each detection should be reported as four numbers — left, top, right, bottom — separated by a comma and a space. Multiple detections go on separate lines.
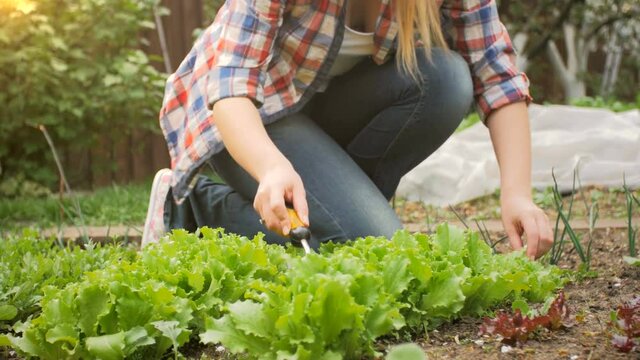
401, 48, 474, 129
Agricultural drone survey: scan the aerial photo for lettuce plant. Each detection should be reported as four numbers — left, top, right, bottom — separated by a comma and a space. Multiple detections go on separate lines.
3, 225, 565, 359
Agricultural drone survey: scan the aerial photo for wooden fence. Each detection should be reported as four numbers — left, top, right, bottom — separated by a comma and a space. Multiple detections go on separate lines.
66, 0, 205, 188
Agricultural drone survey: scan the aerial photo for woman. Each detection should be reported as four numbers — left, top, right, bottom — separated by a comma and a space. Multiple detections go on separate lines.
142, 0, 554, 259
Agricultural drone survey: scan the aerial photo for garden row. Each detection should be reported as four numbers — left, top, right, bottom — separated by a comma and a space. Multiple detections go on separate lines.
1, 225, 564, 359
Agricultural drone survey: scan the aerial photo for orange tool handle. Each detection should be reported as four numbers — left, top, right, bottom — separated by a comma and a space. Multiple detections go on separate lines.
287, 208, 306, 229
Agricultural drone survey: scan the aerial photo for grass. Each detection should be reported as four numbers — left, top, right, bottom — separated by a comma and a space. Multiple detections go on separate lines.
0, 167, 230, 232
1, 173, 638, 235
0, 181, 152, 231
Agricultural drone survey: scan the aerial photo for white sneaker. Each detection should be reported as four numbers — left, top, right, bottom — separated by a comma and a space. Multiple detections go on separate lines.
141, 168, 172, 247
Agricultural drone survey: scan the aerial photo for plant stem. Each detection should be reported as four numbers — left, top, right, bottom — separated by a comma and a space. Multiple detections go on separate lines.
550, 169, 577, 264
37, 124, 88, 242
448, 205, 469, 229
624, 175, 637, 257
153, 4, 173, 74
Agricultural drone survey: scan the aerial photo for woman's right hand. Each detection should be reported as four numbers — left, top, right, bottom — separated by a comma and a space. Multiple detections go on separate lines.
254, 162, 309, 237
212, 97, 308, 236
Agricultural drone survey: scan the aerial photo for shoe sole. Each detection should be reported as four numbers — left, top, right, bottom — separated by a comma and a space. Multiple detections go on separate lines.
141, 169, 171, 247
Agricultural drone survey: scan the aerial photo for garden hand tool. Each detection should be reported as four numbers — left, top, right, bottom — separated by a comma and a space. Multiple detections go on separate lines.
287, 208, 312, 255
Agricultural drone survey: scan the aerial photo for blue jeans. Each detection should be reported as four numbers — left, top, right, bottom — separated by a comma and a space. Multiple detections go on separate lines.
164, 48, 473, 248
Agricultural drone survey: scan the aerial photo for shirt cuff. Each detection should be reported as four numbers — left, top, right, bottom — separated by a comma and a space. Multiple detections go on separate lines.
476, 73, 533, 122
206, 66, 265, 110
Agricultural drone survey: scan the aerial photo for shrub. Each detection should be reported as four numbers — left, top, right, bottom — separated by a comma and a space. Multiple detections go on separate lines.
571, 95, 640, 112
0, 0, 165, 186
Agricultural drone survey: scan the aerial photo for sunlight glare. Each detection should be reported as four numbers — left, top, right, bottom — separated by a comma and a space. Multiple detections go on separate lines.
0, 0, 36, 13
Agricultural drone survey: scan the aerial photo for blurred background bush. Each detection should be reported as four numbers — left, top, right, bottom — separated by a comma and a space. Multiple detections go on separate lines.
0, 0, 166, 190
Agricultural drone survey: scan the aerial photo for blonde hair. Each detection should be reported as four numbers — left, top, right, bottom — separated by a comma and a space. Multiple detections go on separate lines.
395, 0, 447, 83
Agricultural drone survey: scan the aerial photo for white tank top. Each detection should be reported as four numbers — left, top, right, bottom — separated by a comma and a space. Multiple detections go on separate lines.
327, 24, 375, 78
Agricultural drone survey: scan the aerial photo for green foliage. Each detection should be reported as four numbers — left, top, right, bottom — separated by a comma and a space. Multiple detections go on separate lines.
0, 0, 166, 186
0, 174, 52, 198
0, 181, 151, 229
385, 343, 425, 360
623, 178, 639, 258
5, 225, 565, 359
0, 229, 137, 329
455, 113, 481, 133
533, 187, 555, 208
548, 170, 598, 273
571, 96, 640, 112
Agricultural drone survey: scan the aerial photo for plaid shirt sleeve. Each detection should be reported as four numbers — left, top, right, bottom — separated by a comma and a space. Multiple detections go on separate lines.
440, 0, 532, 121
206, 0, 286, 110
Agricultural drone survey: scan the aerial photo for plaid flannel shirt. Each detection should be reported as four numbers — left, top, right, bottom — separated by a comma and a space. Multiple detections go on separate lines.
160, 0, 532, 202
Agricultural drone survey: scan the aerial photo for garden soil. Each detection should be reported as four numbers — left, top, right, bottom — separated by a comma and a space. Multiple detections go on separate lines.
417, 228, 639, 360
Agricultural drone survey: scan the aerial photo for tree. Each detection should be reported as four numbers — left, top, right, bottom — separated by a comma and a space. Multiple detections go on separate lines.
504, 0, 639, 102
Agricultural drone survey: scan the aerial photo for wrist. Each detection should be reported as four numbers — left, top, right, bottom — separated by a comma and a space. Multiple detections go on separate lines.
500, 188, 532, 202
499, 177, 532, 201
255, 154, 292, 181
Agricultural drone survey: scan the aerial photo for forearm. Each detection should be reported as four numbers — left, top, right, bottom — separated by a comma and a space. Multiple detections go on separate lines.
212, 97, 291, 181
486, 101, 532, 199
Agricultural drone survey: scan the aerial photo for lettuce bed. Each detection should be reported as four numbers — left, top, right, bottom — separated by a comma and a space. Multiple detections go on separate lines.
0, 230, 137, 329
1, 224, 565, 359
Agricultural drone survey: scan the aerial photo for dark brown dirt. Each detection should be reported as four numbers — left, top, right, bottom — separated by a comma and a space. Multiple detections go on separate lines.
415, 227, 640, 360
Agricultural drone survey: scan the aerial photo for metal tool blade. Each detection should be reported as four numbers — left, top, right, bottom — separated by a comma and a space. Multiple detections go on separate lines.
300, 239, 311, 255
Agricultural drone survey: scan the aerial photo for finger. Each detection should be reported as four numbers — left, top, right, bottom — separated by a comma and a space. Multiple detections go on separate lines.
536, 212, 554, 258
504, 222, 523, 251
522, 215, 540, 260
270, 189, 290, 235
255, 187, 285, 235
291, 180, 309, 226
253, 187, 266, 214
259, 202, 280, 234
254, 189, 269, 226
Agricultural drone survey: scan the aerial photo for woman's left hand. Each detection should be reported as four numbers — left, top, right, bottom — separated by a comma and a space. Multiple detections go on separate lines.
500, 194, 554, 260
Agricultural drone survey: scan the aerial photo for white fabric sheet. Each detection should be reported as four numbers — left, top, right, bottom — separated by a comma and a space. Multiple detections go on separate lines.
396, 104, 640, 206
